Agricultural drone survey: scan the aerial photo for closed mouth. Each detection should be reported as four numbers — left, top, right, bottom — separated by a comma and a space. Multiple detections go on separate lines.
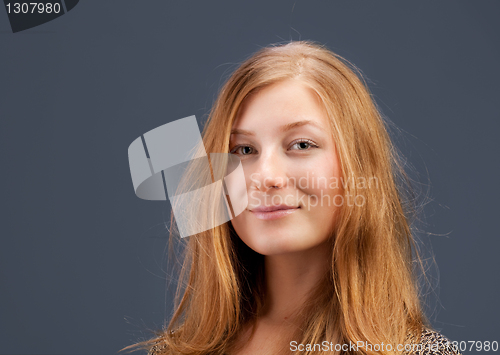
250, 205, 300, 212
249, 205, 301, 220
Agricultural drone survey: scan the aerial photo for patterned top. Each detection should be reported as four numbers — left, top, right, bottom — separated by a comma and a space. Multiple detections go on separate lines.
403, 329, 463, 355
147, 328, 463, 355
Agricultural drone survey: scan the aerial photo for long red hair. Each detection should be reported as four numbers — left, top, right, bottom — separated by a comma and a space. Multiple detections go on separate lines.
121, 40, 429, 355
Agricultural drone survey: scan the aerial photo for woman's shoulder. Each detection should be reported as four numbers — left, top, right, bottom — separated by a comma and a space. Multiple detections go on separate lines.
406, 328, 463, 355
147, 329, 177, 355
147, 342, 167, 355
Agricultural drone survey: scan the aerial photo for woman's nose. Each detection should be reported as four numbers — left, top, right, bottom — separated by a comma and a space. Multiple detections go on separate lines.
250, 150, 287, 191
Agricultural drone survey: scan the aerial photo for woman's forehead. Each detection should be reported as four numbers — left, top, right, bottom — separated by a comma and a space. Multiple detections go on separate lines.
232, 79, 329, 133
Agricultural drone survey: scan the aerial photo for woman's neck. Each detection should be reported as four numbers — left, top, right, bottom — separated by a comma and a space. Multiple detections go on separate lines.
259, 241, 331, 325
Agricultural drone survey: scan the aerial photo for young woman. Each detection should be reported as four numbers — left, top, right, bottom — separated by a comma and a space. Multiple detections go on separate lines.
122, 40, 461, 355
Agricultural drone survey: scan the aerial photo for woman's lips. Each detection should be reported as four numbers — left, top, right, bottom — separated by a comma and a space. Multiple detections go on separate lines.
250, 206, 300, 220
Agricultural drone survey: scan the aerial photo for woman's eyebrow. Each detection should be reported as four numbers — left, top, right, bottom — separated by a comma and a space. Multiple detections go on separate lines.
279, 119, 321, 133
230, 120, 321, 136
230, 128, 254, 136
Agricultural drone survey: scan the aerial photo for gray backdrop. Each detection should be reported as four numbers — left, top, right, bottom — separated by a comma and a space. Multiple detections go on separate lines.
1, 1, 498, 354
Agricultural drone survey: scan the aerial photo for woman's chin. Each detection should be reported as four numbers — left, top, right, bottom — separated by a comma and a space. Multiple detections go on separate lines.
241, 234, 313, 256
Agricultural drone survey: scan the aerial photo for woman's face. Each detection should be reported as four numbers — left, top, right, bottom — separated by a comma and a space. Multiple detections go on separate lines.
229, 79, 343, 256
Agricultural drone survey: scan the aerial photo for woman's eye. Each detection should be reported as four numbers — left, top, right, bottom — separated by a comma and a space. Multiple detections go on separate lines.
289, 139, 318, 151
230, 145, 254, 155
230, 140, 318, 155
